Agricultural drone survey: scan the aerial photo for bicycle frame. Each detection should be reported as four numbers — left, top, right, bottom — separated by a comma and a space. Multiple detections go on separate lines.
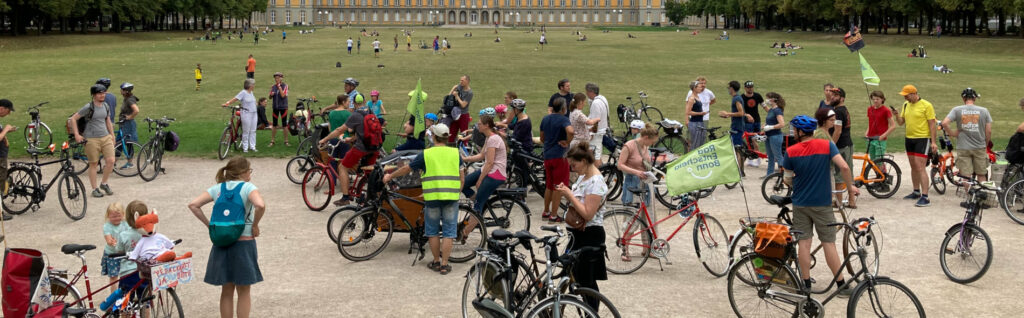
620, 195, 714, 247
853, 154, 890, 184
740, 131, 767, 159
17, 149, 76, 199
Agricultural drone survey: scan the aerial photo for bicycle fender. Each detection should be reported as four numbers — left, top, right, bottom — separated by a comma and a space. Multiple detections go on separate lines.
726, 228, 746, 259
944, 223, 966, 235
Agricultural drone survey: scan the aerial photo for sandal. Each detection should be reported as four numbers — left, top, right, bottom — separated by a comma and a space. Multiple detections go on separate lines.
268, 141, 276, 147
285, 141, 292, 147
439, 264, 452, 275
427, 261, 441, 272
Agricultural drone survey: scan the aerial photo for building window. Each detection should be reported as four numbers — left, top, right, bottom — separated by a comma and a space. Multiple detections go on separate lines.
560, 0, 564, 7
300, 10, 306, 22
300, 0, 306, 6
505, 0, 510, 6
516, 0, 521, 6
286, 10, 292, 23
270, 10, 276, 23
646, 0, 650, 7
406, 0, 411, 5
461, 0, 466, 6
362, 0, 367, 6
271, 0, 276, 5
449, 0, 454, 7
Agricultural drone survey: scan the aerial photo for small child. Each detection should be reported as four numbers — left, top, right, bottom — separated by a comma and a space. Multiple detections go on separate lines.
194, 64, 202, 91
101, 202, 131, 285
368, 90, 387, 117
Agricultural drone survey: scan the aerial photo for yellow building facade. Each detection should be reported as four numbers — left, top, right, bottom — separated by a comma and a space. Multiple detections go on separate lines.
254, 0, 668, 26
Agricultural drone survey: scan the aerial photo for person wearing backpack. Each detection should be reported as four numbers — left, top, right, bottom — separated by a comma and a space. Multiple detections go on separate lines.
187, 157, 265, 318
318, 100, 383, 206
69, 84, 117, 198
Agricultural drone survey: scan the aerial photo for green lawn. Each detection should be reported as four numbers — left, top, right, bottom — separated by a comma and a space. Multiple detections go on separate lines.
2, 27, 1023, 158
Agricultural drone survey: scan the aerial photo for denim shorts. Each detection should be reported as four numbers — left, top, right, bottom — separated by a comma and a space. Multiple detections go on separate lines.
425, 201, 459, 238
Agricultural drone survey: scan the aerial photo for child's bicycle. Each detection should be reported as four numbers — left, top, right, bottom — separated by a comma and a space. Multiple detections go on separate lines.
930, 129, 957, 194
852, 137, 902, 198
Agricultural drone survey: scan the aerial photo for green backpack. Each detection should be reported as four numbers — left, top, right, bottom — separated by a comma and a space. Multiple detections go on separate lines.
209, 182, 248, 247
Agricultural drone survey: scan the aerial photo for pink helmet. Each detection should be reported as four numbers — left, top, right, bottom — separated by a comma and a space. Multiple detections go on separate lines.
370, 90, 380, 96
494, 104, 507, 114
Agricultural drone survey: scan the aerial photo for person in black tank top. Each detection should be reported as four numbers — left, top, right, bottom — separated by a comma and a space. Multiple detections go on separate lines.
686, 81, 709, 148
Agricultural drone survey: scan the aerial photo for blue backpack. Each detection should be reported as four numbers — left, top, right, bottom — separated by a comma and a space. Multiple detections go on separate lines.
209, 182, 248, 247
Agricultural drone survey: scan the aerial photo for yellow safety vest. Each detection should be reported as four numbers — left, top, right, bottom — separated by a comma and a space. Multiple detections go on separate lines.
422, 146, 461, 201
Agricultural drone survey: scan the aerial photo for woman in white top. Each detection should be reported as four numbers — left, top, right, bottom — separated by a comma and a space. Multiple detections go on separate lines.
555, 142, 608, 311
223, 79, 259, 152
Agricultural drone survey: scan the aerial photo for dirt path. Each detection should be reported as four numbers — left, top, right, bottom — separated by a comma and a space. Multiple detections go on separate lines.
3, 156, 1021, 317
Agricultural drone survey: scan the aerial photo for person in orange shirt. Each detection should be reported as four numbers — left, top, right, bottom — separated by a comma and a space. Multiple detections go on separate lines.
246, 55, 255, 79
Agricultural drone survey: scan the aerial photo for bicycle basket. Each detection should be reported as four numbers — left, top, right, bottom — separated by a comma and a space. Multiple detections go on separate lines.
660, 119, 684, 137
753, 222, 792, 259
163, 131, 180, 152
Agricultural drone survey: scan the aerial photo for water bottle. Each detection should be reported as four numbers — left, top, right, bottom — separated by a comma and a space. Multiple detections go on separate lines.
99, 288, 124, 311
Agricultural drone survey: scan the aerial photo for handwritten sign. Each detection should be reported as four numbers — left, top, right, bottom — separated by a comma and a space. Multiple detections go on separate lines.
150, 258, 193, 292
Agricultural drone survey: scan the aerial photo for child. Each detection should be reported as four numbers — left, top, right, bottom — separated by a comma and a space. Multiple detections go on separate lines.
114, 201, 148, 295
368, 90, 387, 117
101, 202, 131, 285
865, 91, 896, 163
194, 64, 202, 91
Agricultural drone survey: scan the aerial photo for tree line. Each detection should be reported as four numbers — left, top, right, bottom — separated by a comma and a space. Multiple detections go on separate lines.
0, 0, 268, 36
666, 0, 1024, 37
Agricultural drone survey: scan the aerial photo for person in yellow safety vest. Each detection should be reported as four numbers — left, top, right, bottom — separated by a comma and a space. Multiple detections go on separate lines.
383, 124, 463, 275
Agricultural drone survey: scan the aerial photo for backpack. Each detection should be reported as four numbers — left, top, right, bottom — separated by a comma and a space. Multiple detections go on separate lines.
441, 94, 458, 118
1007, 132, 1024, 164
164, 131, 180, 152
66, 104, 95, 135
360, 111, 383, 151
208, 182, 248, 247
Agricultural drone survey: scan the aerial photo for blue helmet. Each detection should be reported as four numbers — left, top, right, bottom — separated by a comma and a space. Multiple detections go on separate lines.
424, 113, 438, 122
479, 107, 496, 117
790, 115, 818, 133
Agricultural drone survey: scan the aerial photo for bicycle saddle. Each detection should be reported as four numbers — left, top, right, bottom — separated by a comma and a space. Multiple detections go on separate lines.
490, 229, 514, 240
60, 244, 96, 255
513, 230, 537, 241
769, 195, 792, 207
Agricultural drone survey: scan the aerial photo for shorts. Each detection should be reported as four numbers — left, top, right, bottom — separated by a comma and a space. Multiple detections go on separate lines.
544, 158, 570, 190
867, 139, 887, 162
100, 252, 122, 277
374, 48, 380, 53
348, 46, 353, 52
424, 201, 459, 238
85, 135, 115, 164
730, 129, 745, 147
832, 146, 853, 183
272, 108, 289, 127
341, 147, 379, 169
791, 206, 837, 242
246, 72, 254, 79
956, 148, 989, 177
905, 138, 930, 158
196, 79, 202, 83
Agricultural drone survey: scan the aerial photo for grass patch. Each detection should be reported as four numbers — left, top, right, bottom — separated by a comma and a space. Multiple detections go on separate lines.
593, 25, 689, 32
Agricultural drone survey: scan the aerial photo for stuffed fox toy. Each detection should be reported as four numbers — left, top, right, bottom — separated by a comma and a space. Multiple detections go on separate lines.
129, 211, 192, 262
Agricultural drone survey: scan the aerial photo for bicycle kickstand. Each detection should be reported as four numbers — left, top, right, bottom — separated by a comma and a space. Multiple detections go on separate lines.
410, 242, 426, 267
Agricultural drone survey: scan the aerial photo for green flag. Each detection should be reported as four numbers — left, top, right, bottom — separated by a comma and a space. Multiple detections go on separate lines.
406, 79, 428, 136
666, 137, 742, 196
859, 52, 880, 86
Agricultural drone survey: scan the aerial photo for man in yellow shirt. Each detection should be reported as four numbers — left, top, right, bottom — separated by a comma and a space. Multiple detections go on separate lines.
894, 84, 938, 207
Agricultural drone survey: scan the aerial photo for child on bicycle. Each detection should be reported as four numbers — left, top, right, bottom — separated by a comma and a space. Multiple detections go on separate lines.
865, 91, 896, 163
102, 202, 131, 285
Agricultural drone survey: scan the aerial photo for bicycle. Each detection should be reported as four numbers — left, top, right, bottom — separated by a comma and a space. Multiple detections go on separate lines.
334, 155, 486, 263
47, 242, 184, 318
286, 121, 332, 184
301, 142, 372, 211
217, 105, 242, 160
68, 120, 143, 178
462, 226, 619, 318
940, 177, 995, 284
726, 217, 925, 317
506, 139, 546, 199
23, 101, 52, 152
603, 187, 730, 276
929, 129, 956, 194
136, 117, 175, 182
3, 141, 87, 220
653, 119, 689, 155
851, 137, 903, 198
621, 91, 664, 123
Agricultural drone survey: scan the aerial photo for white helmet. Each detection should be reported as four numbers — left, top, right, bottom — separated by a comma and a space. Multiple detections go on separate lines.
629, 120, 646, 130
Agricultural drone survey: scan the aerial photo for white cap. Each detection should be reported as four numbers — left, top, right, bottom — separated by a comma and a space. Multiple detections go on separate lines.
630, 120, 646, 130
430, 123, 450, 138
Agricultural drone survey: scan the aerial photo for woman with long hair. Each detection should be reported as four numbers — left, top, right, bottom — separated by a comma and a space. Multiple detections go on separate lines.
763, 92, 786, 176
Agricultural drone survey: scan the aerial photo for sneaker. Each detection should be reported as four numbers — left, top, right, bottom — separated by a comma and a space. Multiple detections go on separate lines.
120, 163, 133, 170
903, 192, 921, 200
100, 184, 113, 195
541, 211, 551, 219
1, 213, 11, 221
837, 283, 855, 298
92, 188, 105, 198
915, 197, 931, 207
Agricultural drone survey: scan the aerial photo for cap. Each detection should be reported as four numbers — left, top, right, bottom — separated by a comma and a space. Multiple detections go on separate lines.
0, 99, 13, 111
744, 81, 754, 87
899, 85, 918, 96
835, 87, 846, 98
430, 123, 450, 138
273, 72, 284, 78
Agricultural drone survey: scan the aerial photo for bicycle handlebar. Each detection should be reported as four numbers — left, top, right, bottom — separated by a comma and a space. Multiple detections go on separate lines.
32, 102, 49, 108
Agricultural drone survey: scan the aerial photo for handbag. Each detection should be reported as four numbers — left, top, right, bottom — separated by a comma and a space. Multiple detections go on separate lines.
564, 206, 587, 231
753, 222, 792, 259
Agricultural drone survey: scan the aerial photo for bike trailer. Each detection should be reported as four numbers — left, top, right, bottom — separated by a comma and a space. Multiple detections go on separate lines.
2, 248, 53, 318
164, 131, 180, 152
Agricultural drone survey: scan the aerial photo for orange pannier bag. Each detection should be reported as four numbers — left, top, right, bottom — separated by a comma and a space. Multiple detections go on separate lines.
753, 222, 792, 259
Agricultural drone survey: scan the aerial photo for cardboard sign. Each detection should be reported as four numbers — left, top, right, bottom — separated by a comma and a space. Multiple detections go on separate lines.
150, 258, 193, 292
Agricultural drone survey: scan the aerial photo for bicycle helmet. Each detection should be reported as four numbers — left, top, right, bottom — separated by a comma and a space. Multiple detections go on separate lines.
119, 82, 134, 91
343, 77, 359, 87
629, 119, 646, 130
790, 115, 818, 133
479, 107, 496, 117
961, 87, 980, 99
424, 113, 438, 122
96, 78, 111, 88
509, 99, 526, 110
353, 94, 364, 104
494, 104, 507, 114
370, 90, 380, 96
90, 84, 107, 95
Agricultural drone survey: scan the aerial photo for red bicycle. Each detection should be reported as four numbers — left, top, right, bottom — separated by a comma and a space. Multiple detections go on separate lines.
217, 105, 242, 160
603, 187, 731, 277
301, 142, 372, 211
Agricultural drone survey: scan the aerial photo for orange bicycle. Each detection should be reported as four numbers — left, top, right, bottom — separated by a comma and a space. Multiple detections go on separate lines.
930, 131, 956, 195
853, 137, 902, 198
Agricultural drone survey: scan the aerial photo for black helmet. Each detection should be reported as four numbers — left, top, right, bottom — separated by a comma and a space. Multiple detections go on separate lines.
120, 82, 134, 91
90, 84, 107, 95
96, 78, 111, 88
344, 77, 359, 87
961, 87, 979, 99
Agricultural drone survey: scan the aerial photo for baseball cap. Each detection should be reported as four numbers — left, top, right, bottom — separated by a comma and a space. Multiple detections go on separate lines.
0, 99, 13, 111
744, 81, 754, 87
835, 87, 846, 98
899, 85, 918, 96
273, 72, 284, 78
430, 123, 450, 138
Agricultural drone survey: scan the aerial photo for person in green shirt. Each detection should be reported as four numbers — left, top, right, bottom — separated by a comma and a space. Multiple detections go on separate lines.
322, 94, 353, 160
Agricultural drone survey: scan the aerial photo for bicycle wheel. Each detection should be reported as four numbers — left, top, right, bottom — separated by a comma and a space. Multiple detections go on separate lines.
70, 143, 89, 175
1000, 163, 1023, 191
337, 208, 394, 261
137, 143, 161, 182
482, 197, 531, 233
218, 126, 232, 160
112, 141, 142, 177
727, 253, 801, 318
571, 287, 622, 318
727, 228, 754, 272
930, 166, 947, 195
865, 158, 902, 198
939, 223, 992, 284
302, 166, 333, 211
600, 164, 623, 201
57, 174, 87, 221
150, 287, 184, 318
641, 106, 664, 123
1001, 179, 1024, 225
602, 209, 651, 274
461, 259, 512, 318
3, 166, 38, 215
842, 226, 881, 277
524, 296, 598, 318
327, 206, 363, 243
847, 278, 925, 318
656, 135, 689, 156
296, 135, 315, 156
760, 172, 792, 203
286, 156, 315, 185
693, 214, 730, 277
24, 122, 53, 152
50, 276, 84, 308
450, 207, 487, 263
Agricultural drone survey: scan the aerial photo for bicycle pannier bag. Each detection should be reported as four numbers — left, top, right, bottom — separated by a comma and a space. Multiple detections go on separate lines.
360, 111, 384, 151
209, 182, 248, 247
616, 104, 629, 123
164, 131, 180, 152
753, 222, 791, 259
1006, 132, 1024, 164
65, 105, 95, 135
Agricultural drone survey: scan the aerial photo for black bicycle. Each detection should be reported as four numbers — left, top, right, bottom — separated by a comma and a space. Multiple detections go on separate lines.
621, 91, 663, 123
3, 142, 87, 220
136, 117, 175, 182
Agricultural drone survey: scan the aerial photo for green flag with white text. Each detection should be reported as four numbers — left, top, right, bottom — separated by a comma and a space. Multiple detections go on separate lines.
406, 79, 427, 136
666, 137, 742, 196
859, 52, 880, 86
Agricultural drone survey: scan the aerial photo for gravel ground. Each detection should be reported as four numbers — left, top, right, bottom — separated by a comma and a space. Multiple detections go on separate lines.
3, 155, 1021, 317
